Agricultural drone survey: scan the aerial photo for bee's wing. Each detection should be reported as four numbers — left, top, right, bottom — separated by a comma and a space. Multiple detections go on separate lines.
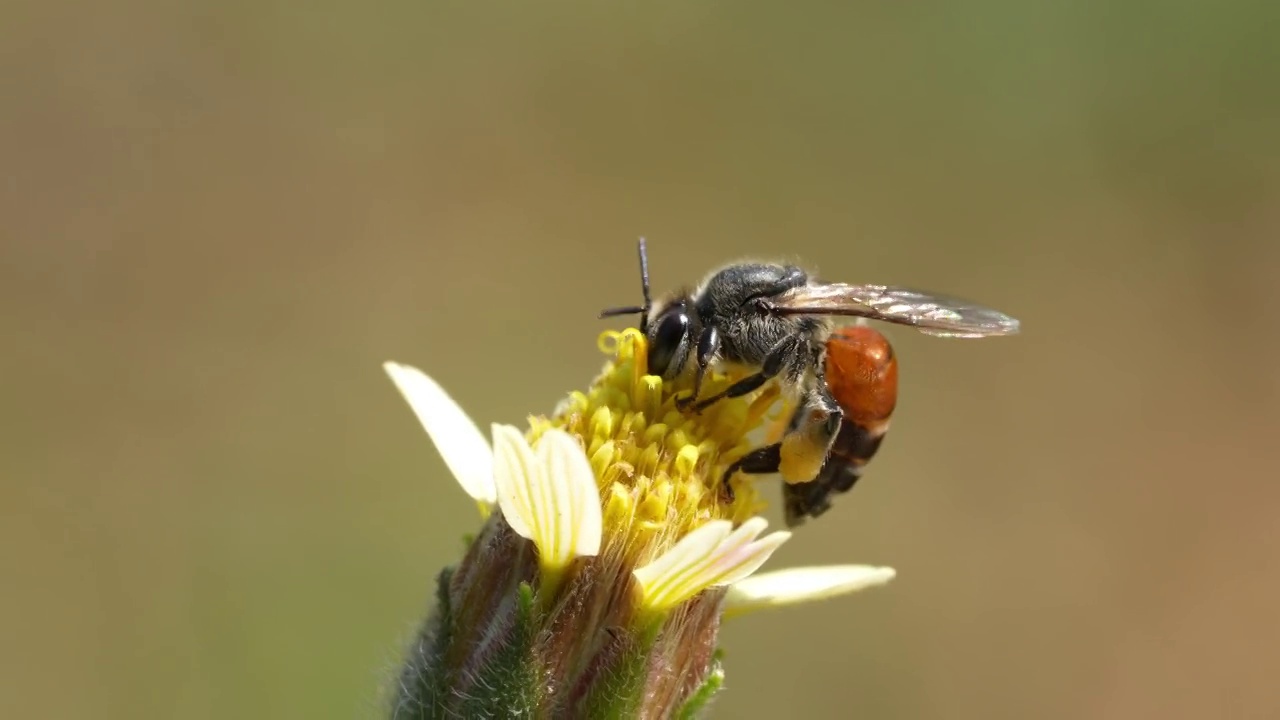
768, 283, 1021, 338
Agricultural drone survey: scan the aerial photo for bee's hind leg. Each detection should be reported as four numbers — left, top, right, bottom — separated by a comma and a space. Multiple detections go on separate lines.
719, 443, 782, 503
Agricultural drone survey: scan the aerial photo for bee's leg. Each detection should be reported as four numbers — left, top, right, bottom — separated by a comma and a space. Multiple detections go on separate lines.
772, 384, 839, 474
782, 482, 834, 528
718, 375, 839, 499
675, 326, 721, 411
718, 443, 783, 503
779, 382, 844, 527
686, 334, 804, 414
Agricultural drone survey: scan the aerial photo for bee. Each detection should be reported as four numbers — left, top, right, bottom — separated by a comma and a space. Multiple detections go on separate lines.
599, 238, 1020, 527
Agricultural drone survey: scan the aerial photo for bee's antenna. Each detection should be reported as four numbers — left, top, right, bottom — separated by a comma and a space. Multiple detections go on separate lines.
598, 237, 654, 323
598, 305, 645, 318
638, 236, 651, 312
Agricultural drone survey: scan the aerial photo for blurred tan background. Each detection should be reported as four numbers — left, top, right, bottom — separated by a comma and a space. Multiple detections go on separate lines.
3, 2, 1278, 718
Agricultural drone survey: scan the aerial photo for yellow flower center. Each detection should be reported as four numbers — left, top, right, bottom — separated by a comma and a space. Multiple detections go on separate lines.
527, 328, 784, 569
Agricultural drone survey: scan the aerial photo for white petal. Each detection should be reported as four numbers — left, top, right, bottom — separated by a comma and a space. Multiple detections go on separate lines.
535, 429, 603, 562
724, 565, 896, 617
383, 362, 496, 504
706, 520, 792, 588
492, 426, 603, 572
633, 517, 791, 612
633, 521, 735, 598
492, 424, 540, 542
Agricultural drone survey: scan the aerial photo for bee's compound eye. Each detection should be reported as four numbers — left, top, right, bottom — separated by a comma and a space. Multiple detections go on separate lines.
648, 312, 690, 377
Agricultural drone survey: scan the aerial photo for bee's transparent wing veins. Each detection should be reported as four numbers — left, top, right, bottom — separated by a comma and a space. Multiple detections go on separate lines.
769, 283, 1020, 338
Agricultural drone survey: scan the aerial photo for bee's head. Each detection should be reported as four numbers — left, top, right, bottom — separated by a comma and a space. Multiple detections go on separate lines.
642, 294, 699, 379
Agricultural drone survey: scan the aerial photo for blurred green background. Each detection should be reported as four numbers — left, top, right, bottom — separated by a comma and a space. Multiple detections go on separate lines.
4, 1, 1278, 718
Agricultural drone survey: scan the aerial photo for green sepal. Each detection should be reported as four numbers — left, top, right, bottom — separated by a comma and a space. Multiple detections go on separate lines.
578, 618, 663, 719
390, 567, 456, 720
453, 581, 541, 718
677, 651, 725, 720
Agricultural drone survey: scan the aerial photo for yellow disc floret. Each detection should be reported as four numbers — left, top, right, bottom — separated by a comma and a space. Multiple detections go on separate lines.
527, 328, 783, 569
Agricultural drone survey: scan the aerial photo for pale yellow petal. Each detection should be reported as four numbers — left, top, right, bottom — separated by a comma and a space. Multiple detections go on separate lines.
724, 565, 896, 617
383, 362, 496, 504
491, 423, 540, 542
632, 520, 735, 608
633, 517, 791, 611
534, 429, 603, 564
702, 524, 792, 589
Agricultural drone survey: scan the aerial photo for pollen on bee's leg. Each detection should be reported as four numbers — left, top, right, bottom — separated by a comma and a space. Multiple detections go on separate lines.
779, 433, 826, 485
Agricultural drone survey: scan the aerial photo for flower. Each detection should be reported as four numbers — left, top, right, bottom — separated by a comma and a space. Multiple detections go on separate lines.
383, 329, 895, 718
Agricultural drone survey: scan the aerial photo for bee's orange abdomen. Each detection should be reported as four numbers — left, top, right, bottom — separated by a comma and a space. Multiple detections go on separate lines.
823, 325, 898, 426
